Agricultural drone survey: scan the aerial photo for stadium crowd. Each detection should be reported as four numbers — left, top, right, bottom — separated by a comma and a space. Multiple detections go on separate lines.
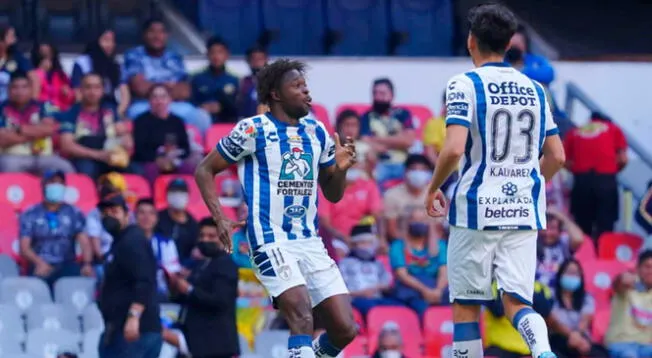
0, 15, 650, 358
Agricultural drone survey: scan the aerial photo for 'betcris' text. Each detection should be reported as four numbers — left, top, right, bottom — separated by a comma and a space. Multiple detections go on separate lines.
487, 81, 537, 107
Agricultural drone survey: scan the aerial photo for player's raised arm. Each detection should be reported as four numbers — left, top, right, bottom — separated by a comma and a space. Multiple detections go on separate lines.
195, 119, 255, 249
537, 83, 565, 181
319, 132, 357, 203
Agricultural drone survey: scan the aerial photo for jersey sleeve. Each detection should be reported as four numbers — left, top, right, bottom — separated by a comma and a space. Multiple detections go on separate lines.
216, 118, 257, 163
445, 76, 475, 128
318, 122, 336, 168
543, 94, 559, 137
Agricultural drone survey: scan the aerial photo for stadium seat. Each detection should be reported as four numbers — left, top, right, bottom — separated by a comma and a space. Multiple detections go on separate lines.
400, 104, 434, 135
26, 303, 81, 333
82, 304, 104, 332
153, 175, 201, 210
0, 333, 24, 356
1, 277, 53, 312
0, 173, 42, 211
64, 173, 99, 213
582, 259, 629, 310
0, 303, 26, 343
186, 124, 204, 151
335, 104, 370, 118
592, 309, 610, 344
205, 123, 235, 153
352, 307, 366, 335
122, 174, 152, 200
54, 277, 96, 313
366, 306, 422, 357
262, 0, 324, 55
390, 0, 454, 56
82, 328, 102, 356
254, 330, 290, 358
37, 0, 89, 42
342, 336, 367, 357
326, 0, 389, 55
424, 306, 454, 357
0, 253, 19, 280
198, 0, 261, 55
26, 328, 79, 357
99, 0, 153, 45
598, 232, 643, 263
574, 238, 597, 263
309, 104, 334, 134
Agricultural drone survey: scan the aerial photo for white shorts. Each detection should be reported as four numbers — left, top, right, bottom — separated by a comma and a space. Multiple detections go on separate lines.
447, 226, 537, 305
251, 238, 349, 307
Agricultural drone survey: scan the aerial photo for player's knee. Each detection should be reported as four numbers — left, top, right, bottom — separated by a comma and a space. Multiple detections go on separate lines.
340, 321, 359, 345
282, 300, 314, 333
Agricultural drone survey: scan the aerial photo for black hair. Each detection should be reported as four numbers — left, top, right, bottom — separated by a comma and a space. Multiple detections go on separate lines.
0, 24, 15, 55
206, 35, 229, 51
81, 72, 104, 85
372, 78, 394, 94
468, 3, 518, 54
554, 258, 586, 312
30, 41, 67, 82
147, 83, 170, 98
245, 45, 268, 61
9, 71, 29, 84
256, 58, 307, 105
335, 109, 360, 134
136, 198, 155, 210
199, 217, 218, 230
404, 154, 434, 171
638, 249, 652, 267
142, 17, 167, 33
84, 29, 120, 92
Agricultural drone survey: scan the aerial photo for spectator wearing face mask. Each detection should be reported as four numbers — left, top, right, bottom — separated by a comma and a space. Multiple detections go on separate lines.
339, 225, 394, 316
19, 170, 94, 287
336, 109, 376, 176
537, 207, 588, 289
549, 259, 608, 357
371, 321, 408, 358
156, 178, 199, 263
505, 25, 555, 86
360, 78, 415, 184
384, 154, 433, 241
389, 207, 448, 317
606, 250, 652, 358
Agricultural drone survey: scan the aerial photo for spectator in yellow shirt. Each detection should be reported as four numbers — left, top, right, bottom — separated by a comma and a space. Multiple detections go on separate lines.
422, 92, 446, 164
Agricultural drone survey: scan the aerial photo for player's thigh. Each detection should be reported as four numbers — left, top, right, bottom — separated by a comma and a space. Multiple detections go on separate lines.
293, 239, 349, 308
251, 244, 307, 300
447, 227, 497, 303
494, 230, 538, 305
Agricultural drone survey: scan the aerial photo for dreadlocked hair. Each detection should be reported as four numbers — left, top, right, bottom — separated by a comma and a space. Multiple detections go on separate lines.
256, 58, 307, 105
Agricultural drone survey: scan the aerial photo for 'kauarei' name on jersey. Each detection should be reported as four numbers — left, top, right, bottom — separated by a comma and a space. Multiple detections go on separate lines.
445, 62, 559, 231
216, 113, 336, 249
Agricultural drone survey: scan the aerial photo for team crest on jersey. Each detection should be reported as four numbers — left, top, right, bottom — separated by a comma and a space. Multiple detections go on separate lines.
280, 147, 314, 180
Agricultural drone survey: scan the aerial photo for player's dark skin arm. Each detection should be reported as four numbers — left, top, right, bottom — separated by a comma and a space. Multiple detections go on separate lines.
319, 134, 357, 203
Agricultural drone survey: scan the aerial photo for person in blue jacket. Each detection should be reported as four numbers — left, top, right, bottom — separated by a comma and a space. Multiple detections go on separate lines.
505, 25, 555, 86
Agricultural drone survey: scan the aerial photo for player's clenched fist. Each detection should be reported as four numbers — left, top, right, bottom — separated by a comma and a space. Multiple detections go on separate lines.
333, 133, 357, 171
425, 189, 448, 218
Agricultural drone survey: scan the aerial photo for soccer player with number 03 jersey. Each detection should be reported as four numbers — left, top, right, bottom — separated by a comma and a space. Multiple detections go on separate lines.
424, 4, 566, 358
195, 59, 358, 358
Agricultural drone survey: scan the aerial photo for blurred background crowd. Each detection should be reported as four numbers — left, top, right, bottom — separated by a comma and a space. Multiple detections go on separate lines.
0, 0, 651, 358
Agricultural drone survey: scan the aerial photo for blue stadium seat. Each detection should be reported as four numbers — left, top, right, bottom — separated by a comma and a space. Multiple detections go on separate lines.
37, 0, 90, 43
199, 0, 261, 55
326, 0, 388, 56
390, 0, 454, 56
262, 0, 324, 55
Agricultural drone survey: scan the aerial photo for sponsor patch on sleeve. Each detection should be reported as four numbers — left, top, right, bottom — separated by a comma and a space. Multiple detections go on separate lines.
446, 102, 469, 117
219, 136, 245, 158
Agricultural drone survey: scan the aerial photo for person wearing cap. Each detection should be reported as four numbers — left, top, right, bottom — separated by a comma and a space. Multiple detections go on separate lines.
339, 225, 394, 316
371, 321, 407, 358
156, 178, 199, 263
98, 192, 162, 358
19, 170, 93, 287
563, 111, 628, 242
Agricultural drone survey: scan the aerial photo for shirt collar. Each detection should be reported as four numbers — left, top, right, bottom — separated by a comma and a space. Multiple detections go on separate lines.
481, 62, 511, 68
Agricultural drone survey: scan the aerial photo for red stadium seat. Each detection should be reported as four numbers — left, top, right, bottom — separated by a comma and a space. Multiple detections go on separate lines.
0, 205, 20, 259
186, 124, 204, 150
367, 306, 422, 358
214, 172, 239, 197
400, 104, 434, 138
342, 336, 367, 358
598, 232, 643, 263
335, 104, 370, 117
424, 307, 454, 357
310, 103, 334, 134
592, 309, 611, 344
64, 173, 98, 213
0, 173, 42, 211
205, 123, 235, 153
153, 175, 201, 210
187, 203, 237, 222
574, 239, 597, 264
122, 174, 152, 200
352, 307, 366, 335
582, 260, 629, 310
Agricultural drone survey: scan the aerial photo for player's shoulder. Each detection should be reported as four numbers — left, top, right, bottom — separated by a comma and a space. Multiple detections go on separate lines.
447, 72, 474, 88
301, 116, 330, 136
234, 114, 268, 132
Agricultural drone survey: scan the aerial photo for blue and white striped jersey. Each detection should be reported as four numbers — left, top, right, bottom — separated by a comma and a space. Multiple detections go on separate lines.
445, 62, 559, 231
216, 113, 336, 249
